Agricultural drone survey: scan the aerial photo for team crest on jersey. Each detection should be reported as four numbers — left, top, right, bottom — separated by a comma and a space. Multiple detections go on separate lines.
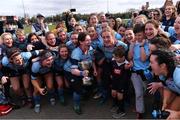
114, 69, 121, 75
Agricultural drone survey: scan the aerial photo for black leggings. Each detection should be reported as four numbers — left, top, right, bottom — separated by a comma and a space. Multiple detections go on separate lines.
64, 71, 83, 95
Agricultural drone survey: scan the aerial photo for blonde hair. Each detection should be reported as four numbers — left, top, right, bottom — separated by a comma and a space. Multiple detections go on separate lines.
0, 32, 12, 41
134, 14, 148, 25
16, 29, 25, 36
164, 4, 177, 19
101, 27, 116, 44
101, 26, 115, 37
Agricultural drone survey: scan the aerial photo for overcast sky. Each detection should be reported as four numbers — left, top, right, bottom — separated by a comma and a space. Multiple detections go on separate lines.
0, 0, 178, 17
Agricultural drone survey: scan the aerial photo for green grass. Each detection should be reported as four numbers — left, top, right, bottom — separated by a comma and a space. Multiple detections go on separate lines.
24, 19, 130, 34
122, 19, 130, 25
24, 24, 56, 35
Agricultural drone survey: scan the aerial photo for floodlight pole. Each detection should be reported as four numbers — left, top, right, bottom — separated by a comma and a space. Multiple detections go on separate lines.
107, 0, 109, 13
70, 0, 72, 9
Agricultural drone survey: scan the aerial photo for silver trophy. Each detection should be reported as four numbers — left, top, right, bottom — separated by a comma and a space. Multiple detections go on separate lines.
78, 61, 92, 86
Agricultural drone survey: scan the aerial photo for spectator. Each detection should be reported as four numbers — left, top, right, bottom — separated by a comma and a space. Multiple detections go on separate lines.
31, 14, 49, 37
108, 16, 118, 31
88, 13, 101, 33
162, 4, 177, 32
127, 11, 139, 28
0, 16, 23, 38
98, 12, 107, 24
148, 9, 154, 20
170, 15, 180, 44
116, 18, 123, 29
153, 8, 163, 24
88, 13, 99, 27
117, 24, 126, 41
139, 5, 149, 18
134, 14, 148, 25
160, 0, 173, 14
64, 11, 76, 33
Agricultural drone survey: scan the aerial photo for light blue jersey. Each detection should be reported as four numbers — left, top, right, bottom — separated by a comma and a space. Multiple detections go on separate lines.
66, 40, 77, 53
91, 36, 103, 49
132, 41, 150, 71
2, 51, 39, 71
98, 40, 128, 60
64, 46, 94, 72
31, 61, 52, 80
159, 66, 180, 94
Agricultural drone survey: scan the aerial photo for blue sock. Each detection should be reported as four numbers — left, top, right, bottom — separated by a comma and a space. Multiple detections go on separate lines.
58, 88, 64, 99
102, 89, 107, 100
48, 89, 55, 100
73, 92, 80, 106
33, 95, 40, 105
97, 81, 103, 94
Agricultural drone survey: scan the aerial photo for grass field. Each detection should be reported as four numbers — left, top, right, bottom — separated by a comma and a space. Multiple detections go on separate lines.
24, 24, 56, 34
24, 19, 130, 34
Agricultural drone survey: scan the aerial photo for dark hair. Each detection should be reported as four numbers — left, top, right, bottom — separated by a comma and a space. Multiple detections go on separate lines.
113, 45, 126, 58
58, 44, 68, 53
40, 50, 53, 61
68, 17, 75, 22
151, 49, 176, 78
153, 8, 163, 21
6, 47, 21, 60
86, 25, 96, 30
150, 36, 171, 49
75, 23, 84, 29
27, 33, 40, 43
133, 23, 145, 34
70, 31, 79, 37
88, 13, 98, 24
57, 29, 66, 38
118, 24, 127, 30
145, 20, 159, 29
78, 32, 88, 42
176, 1, 180, 14
108, 16, 118, 31
45, 31, 54, 40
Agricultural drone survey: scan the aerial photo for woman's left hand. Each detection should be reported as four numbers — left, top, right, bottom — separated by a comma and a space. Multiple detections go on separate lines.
165, 109, 180, 120
147, 82, 162, 94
